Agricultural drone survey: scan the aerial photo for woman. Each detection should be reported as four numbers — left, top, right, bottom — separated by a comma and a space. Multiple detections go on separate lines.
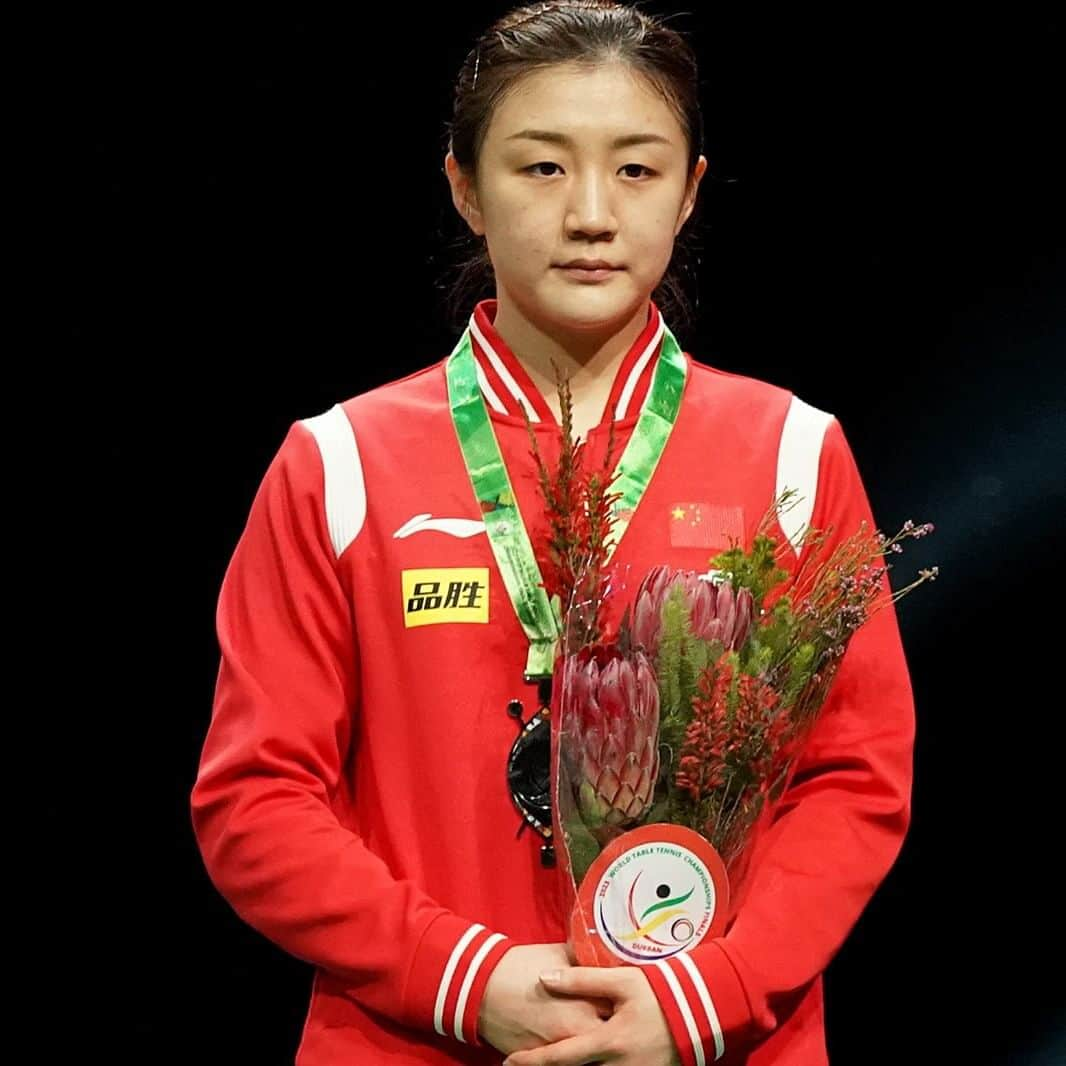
190, 3, 915, 1064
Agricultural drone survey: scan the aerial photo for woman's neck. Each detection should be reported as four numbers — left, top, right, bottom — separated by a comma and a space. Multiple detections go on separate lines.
491, 296, 649, 427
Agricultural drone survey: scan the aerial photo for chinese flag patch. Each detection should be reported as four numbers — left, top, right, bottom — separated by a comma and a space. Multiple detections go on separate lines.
669, 502, 745, 550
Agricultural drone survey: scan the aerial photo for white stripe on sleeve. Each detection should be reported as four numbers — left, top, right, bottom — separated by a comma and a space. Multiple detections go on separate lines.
300, 404, 367, 559
453, 932, 508, 1041
677, 951, 726, 1061
653, 959, 707, 1066
776, 395, 834, 557
433, 923, 485, 1038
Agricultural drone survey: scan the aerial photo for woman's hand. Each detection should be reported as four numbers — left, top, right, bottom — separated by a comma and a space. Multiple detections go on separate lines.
478, 943, 613, 1056
501, 965, 681, 1066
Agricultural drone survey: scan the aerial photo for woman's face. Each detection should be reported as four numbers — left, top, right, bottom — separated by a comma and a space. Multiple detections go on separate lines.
446, 61, 707, 336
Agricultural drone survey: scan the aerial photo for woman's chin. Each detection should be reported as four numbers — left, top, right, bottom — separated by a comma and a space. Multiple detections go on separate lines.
535, 280, 644, 331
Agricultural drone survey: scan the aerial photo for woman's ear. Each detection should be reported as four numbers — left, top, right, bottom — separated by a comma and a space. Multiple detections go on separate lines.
676, 154, 709, 235
444, 150, 485, 236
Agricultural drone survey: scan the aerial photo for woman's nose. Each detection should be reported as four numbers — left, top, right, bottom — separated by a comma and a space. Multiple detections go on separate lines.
565, 172, 617, 238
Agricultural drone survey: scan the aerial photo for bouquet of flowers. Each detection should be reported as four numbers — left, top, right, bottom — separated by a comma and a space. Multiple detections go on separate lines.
526, 373, 938, 967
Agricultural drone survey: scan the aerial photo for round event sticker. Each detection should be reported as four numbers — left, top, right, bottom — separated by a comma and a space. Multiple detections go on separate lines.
570, 823, 730, 967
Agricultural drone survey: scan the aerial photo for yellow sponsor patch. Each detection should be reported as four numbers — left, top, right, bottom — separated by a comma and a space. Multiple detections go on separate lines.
402, 568, 490, 627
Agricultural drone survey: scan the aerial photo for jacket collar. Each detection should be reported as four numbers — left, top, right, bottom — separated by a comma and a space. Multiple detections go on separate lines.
466, 299, 666, 425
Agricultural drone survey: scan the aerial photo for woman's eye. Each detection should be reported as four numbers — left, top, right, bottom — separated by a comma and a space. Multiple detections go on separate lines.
525, 162, 562, 176
621, 164, 653, 178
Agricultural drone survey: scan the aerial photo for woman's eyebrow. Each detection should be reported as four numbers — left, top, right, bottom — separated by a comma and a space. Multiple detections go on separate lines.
505, 129, 672, 149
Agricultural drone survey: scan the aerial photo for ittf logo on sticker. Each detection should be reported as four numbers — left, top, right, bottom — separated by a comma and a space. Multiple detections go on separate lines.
402, 568, 490, 627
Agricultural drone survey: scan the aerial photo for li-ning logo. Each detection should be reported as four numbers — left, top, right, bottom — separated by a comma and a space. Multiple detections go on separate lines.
393, 513, 487, 539
401, 568, 490, 627
593, 842, 718, 962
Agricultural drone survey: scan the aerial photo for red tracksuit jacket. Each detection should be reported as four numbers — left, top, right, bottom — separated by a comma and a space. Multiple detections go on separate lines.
190, 299, 915, 1064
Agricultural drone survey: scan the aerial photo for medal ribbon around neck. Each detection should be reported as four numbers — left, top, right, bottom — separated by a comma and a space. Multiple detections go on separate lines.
446, 320, 687, 678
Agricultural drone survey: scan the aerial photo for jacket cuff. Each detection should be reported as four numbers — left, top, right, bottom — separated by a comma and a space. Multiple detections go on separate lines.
402, 912, 514, 1047
639, 941, 753, 1066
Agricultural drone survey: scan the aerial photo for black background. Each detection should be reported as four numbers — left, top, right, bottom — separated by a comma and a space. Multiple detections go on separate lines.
70, 6, 1064, 1063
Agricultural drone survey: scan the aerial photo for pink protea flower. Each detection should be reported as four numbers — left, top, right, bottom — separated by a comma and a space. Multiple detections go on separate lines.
631, 566, 754, 659
560, 643, 661, 845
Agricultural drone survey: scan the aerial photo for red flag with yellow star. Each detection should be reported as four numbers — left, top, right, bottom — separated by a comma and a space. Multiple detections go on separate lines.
669, 501, 745, 550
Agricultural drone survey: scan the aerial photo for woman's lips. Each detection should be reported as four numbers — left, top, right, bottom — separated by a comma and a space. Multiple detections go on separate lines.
555, 266, 622, 282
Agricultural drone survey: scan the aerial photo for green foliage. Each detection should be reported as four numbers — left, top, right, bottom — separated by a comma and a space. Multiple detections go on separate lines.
710, 532, 789, 605
740, 639, 774, 678
655, 585, 715, 775
657, 586, 687, 717
642, 794, 672, 826
740, 594, 798, 680
725, 651, 741, 725
577, 780, 605, 827
780, 641, 817, 706
563, 811, 601, 884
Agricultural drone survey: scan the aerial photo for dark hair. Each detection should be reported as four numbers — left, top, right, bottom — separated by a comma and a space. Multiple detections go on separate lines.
439, 0, 706, 335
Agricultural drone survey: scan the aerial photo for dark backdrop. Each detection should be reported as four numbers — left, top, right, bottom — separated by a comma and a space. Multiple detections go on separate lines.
70, 6, 1064, 1063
